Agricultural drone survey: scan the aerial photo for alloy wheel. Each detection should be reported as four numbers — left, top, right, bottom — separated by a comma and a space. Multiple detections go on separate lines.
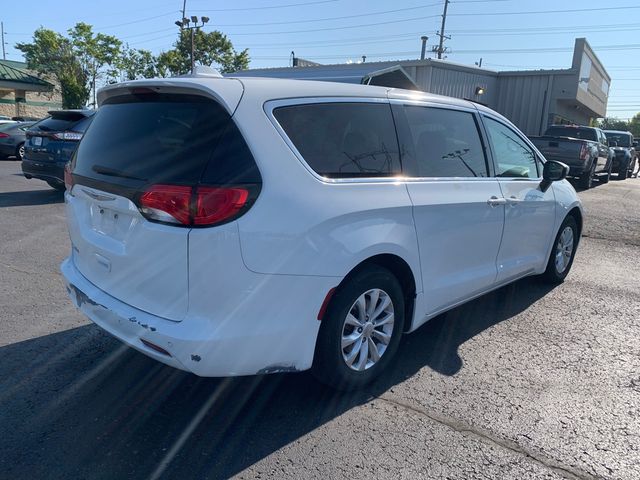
555, 226, 574, 273
341, 288, 394, 371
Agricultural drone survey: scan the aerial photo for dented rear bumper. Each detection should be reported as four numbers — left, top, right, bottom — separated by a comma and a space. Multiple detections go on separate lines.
61, 257, 334, 377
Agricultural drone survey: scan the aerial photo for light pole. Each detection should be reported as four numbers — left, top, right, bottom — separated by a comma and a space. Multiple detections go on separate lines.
175, 16, 209, 73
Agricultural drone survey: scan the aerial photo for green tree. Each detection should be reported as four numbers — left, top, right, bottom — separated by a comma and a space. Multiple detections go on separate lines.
628, 113, 640, 138
117, 46, 158, 81
68, 23, 121, 107
157, 29, 249, 76
15, 28, 89, 109
595, 117, 630, 131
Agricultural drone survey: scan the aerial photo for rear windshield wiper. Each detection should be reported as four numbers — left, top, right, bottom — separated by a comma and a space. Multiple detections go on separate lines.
92, 165, 147, 181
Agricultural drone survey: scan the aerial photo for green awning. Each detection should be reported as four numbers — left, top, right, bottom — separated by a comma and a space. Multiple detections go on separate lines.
0, 60, 53, 88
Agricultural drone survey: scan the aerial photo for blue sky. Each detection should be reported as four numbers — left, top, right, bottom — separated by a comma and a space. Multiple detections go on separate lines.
2, 0, 639, 119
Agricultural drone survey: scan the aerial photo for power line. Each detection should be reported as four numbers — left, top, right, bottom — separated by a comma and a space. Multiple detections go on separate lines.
190, 0, 340, 12
449, 5, 640, 16
246, 43, 640, 60
95, 11, 178, 30
212, 3, 443, 27
206, 14, 442, 35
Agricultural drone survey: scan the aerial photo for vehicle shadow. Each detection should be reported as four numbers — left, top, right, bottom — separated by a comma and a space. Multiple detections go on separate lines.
0, 277, 556, 480
0, 189, 64, 207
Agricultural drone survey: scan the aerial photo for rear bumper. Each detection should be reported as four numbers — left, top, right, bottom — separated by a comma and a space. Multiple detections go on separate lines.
21, 158, 64, 183
61, 257, 334, 377
0, 143, 16, 156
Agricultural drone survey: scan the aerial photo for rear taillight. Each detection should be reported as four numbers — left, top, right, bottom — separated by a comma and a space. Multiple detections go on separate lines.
194, 187, 249, 226
53, 131, 83, 141
0, 133, 9, 138
139, 185, 192, 225
579, 144, 588, 160
64, 163, 74, 190
138, 184, 251, 227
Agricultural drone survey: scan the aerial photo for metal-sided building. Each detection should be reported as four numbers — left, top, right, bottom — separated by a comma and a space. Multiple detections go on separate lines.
233, 38, 609, 136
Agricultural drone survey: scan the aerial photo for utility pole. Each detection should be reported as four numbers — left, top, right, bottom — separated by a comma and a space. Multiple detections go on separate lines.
1, 22, 6, 60
181, 0, 187, 21
191, 28, 195, 72
436, 0, 450, 59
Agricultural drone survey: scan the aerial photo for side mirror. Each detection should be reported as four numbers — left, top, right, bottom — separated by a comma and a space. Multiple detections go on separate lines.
610, 141, 618, 147
540, 160, 569, 192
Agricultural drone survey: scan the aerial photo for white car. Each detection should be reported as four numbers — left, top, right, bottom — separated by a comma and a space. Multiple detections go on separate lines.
61, 70, 582, 389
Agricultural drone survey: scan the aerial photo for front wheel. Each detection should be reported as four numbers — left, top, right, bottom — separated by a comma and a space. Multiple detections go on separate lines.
618, 160, 629, 180
312, 265, 405, 390
541, 215, 578, 284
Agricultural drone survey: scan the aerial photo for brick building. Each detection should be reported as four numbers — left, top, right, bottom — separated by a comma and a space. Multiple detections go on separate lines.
0, 60, 62, 119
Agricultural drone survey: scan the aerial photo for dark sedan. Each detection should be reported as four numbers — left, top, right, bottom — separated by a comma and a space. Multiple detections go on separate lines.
22, 109, 94, 190
0, 122, 34, 160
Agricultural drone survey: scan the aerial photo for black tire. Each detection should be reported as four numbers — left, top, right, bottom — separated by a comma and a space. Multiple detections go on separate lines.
618, 160, 629, 180
312, 264, 405, 390
541, 215, 578, 284
15, 142, 25, 161
578, 159, 596, 189
46, 180, 65, 191
600, 157, 612, 184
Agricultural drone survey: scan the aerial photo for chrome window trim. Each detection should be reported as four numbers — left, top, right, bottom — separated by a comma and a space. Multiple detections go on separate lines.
265, 96, 504, 185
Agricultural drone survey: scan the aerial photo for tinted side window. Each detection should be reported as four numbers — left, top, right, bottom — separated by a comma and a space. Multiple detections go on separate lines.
484, 117, 538, 178
273, 102, 401, 178
398, 106, 488, 178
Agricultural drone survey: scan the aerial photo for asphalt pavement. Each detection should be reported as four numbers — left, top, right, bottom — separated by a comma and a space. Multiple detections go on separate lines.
0, 160, 638, 480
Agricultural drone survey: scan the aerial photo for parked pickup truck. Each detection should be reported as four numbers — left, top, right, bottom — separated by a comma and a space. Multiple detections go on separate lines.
530, 125, 612, 189
603, 130, 637, 180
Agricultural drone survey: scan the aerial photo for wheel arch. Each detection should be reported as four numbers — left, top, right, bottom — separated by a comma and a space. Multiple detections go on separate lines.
335, 253, 417, 333
567, 206, 583, 238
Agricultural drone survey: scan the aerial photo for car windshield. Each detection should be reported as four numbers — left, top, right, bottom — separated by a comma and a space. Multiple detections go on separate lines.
604, 132, 632, 147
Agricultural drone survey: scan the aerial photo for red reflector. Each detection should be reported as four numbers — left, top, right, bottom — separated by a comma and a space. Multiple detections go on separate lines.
194, 187, 249, 226
139, 184, 192, 225
140, 338, 172, 357
64, 163, 74, 190
0, 132, 9, 138
317, 287, 337, 321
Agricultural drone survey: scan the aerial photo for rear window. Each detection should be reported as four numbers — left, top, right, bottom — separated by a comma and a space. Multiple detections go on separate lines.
545, 126, 597, 141
73, 93, 259, 187
33, 113, 88, 133
273, 102, 401, 178
604, 132, 632, 147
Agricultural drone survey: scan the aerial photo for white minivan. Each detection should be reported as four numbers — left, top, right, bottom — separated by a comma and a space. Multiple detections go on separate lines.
61, 70, 582, 389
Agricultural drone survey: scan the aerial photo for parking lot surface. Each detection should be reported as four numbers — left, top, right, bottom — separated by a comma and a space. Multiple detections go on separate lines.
1, 161, 639, 480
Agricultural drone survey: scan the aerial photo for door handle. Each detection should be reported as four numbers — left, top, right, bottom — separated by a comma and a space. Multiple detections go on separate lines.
487, 196, 507, 207
506, 196, 522, 206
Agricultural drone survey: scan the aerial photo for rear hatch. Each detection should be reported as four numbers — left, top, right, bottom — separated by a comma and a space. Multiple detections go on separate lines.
66, 84, 259, 321
26, 111, 93, 163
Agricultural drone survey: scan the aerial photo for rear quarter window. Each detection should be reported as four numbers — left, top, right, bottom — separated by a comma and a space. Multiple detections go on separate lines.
273, 102, 401, 178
